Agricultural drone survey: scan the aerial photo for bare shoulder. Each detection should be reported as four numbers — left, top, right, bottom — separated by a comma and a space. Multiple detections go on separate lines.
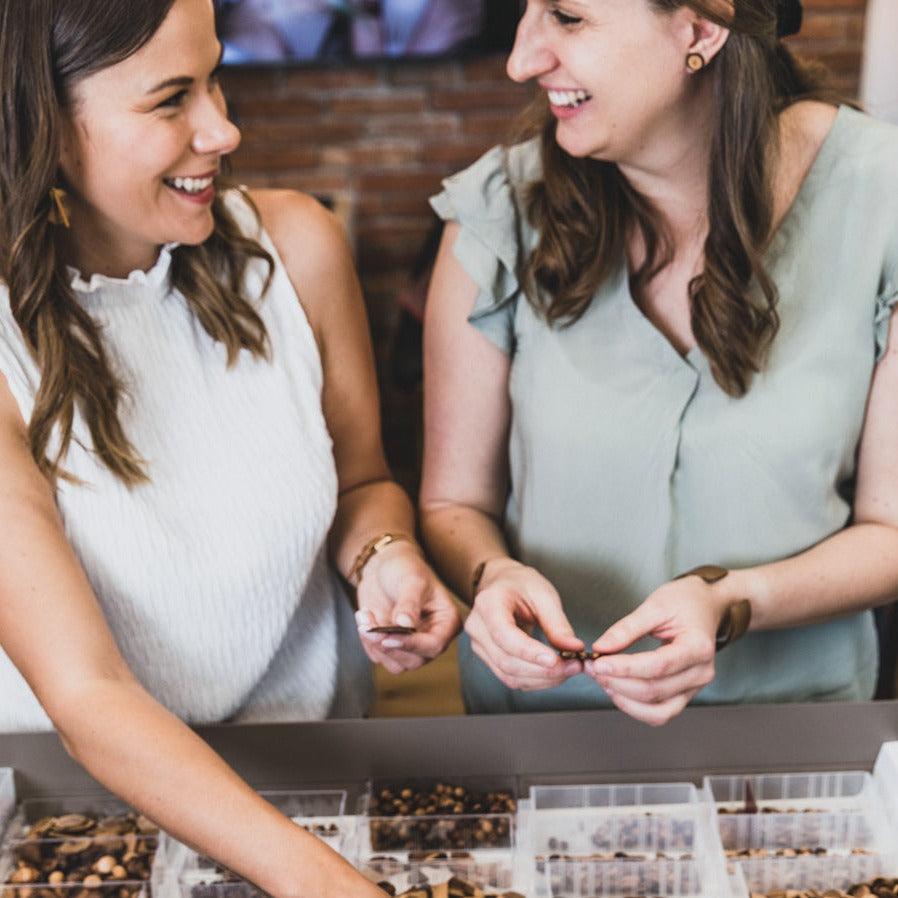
249, 188, 351, 274
777, 100, 839, 167
247, 189, 357, 326
773, 101, 839, 225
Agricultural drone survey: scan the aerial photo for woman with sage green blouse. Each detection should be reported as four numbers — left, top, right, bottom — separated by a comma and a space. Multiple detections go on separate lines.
417, 0, 898, 723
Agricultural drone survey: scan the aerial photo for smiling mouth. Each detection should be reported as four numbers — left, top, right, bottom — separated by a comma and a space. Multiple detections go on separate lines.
163, 174, 215, 195
547, 89, 593, 109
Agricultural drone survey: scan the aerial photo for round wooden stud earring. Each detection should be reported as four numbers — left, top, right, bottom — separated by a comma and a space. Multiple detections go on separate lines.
686, 52, 706, 73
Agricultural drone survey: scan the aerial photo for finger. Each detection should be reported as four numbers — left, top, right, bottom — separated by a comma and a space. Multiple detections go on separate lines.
593, 602, 669, 655
605, 688, 693, 727
369, 644, 425, 674
475, 597, 567, 670
466, 611, 563, 678
470, 638, 579, 691
393, 628, 456, 662
593, 662, 714, 705
369, 647, 406, 675
356, 590, 396, 641
592, 636, 714, 680
529, 588, 583, 651
356, 610, 388, 647
389, 574, 429, 630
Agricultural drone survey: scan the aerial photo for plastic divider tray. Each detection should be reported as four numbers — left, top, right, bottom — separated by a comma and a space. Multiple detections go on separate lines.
358, 777, 518, 892
702, 771, 898, 895
874, 742, 898, 832
524, 783, 729, 898
0, 772, 14, 846
0, 795, 160, 898
174, 790, 354, 898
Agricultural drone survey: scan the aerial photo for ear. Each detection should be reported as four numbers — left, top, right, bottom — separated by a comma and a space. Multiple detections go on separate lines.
685, 3, 733, 65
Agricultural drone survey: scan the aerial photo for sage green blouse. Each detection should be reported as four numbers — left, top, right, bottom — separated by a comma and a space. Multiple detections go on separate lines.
431, 106, 898, 714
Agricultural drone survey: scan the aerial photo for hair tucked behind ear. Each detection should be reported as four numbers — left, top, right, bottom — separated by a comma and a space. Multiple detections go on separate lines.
0, 0, 273, 487
523, 0, 841, 396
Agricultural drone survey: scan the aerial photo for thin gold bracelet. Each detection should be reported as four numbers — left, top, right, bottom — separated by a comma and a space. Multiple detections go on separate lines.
348, 532, 414, 586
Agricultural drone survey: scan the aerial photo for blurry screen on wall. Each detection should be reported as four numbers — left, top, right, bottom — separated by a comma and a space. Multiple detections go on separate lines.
215, 0, 520, 65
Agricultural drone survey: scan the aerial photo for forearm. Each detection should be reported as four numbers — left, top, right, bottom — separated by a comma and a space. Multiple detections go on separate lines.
724, 522, 898, 631
420, 502, 511, 602
50, 678, 375, 898
329, 479, 420, 579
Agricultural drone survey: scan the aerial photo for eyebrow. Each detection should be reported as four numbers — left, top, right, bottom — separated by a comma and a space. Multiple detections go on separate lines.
145, 44, 224, 95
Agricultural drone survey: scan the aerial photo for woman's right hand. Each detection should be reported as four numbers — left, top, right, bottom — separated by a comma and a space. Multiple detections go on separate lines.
464, 558, 585, 691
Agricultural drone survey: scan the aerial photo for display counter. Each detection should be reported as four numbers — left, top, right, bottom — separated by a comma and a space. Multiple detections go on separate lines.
2, 703, 897, 898
2, 701, 898, 796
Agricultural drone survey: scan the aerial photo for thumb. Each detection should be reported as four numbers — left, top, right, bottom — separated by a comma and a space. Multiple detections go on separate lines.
594, 601, 665, 654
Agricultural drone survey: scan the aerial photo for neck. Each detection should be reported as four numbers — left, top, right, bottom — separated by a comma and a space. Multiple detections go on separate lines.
615, 85, 715, 246
63, 205, 160, 281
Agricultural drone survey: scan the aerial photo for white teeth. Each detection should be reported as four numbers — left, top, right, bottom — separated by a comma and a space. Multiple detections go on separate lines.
167, 175, 214, 194
548, 88, 591, 108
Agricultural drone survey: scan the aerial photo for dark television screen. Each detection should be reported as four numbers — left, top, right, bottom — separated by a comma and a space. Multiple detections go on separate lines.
215, 1, 521, 66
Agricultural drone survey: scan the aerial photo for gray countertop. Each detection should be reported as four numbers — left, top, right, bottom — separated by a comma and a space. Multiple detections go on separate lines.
2, 701, 897, 799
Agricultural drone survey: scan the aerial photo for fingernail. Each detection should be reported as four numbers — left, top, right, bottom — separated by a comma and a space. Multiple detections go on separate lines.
537, 653, 557, 668
382, 638, 403, 649
396, 614, 414, 628
594, 661, 612, 675
564, 662, 581, 676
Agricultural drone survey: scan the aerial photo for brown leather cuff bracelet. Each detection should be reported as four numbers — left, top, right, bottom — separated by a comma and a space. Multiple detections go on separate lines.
674, 564, 752, 652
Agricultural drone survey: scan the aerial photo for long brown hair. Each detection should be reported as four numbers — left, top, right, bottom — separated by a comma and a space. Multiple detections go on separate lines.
524, 0, 837, 396
0, 0, 273, 486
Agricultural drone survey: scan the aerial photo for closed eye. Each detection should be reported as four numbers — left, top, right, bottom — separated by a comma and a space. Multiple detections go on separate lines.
157, 89, 188, 109
550, 7, 582, 26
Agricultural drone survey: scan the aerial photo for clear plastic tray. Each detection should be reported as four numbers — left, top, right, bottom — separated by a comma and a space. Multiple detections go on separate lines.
702, 771, 889, 853
174, 790, 354, 898
874, 742, 898, 831
358, 777, 518, 891
543, 854, 708, 897
0, 796, 160, 898
703, 770, 898, 895
526, 783, 728, 898
530, 783, 701, 814
0, 771, 14, 846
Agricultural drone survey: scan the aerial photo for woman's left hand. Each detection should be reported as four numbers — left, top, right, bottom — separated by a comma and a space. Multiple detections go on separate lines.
354, 542, 462, 674
584, 576, 726, 726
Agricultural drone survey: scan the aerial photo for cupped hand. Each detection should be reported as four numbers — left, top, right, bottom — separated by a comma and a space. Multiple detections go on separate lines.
585, 576, 725, 726
354, 542, 462, 674
464, 558, 585, 692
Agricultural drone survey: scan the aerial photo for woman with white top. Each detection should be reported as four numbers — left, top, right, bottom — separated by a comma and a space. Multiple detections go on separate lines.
0, 0, 459, 894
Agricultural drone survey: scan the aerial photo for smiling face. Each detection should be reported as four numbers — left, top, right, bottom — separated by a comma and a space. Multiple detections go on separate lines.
58, 0, 240, 276
508, 0, 709, 164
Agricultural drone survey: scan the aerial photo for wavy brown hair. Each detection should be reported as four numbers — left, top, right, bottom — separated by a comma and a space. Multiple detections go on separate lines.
0, 0, 273, 486
524, 0, 839, 396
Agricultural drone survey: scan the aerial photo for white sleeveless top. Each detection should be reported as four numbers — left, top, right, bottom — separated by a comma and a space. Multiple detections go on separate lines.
0, 190, 370, 732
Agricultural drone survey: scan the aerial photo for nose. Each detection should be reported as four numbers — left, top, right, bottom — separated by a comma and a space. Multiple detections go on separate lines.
506, 7, 557, 83
191, 92, 241, 158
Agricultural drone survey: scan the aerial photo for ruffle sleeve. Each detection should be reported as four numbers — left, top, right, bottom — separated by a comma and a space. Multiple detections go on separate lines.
874, 277, 898, 361
430, 145, 527, 355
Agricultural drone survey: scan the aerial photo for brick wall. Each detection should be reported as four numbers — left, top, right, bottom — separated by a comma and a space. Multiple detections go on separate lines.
220, 0, 869, 480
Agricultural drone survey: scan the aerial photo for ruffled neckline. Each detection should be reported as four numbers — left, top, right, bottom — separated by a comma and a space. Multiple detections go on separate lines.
67, 242, 179, 295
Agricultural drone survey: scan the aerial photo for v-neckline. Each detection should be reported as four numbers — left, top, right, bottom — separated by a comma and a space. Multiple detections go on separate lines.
621, 104, 848, 370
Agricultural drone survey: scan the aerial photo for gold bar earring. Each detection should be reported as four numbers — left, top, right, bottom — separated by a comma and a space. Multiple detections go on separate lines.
48, 187, 71, 228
